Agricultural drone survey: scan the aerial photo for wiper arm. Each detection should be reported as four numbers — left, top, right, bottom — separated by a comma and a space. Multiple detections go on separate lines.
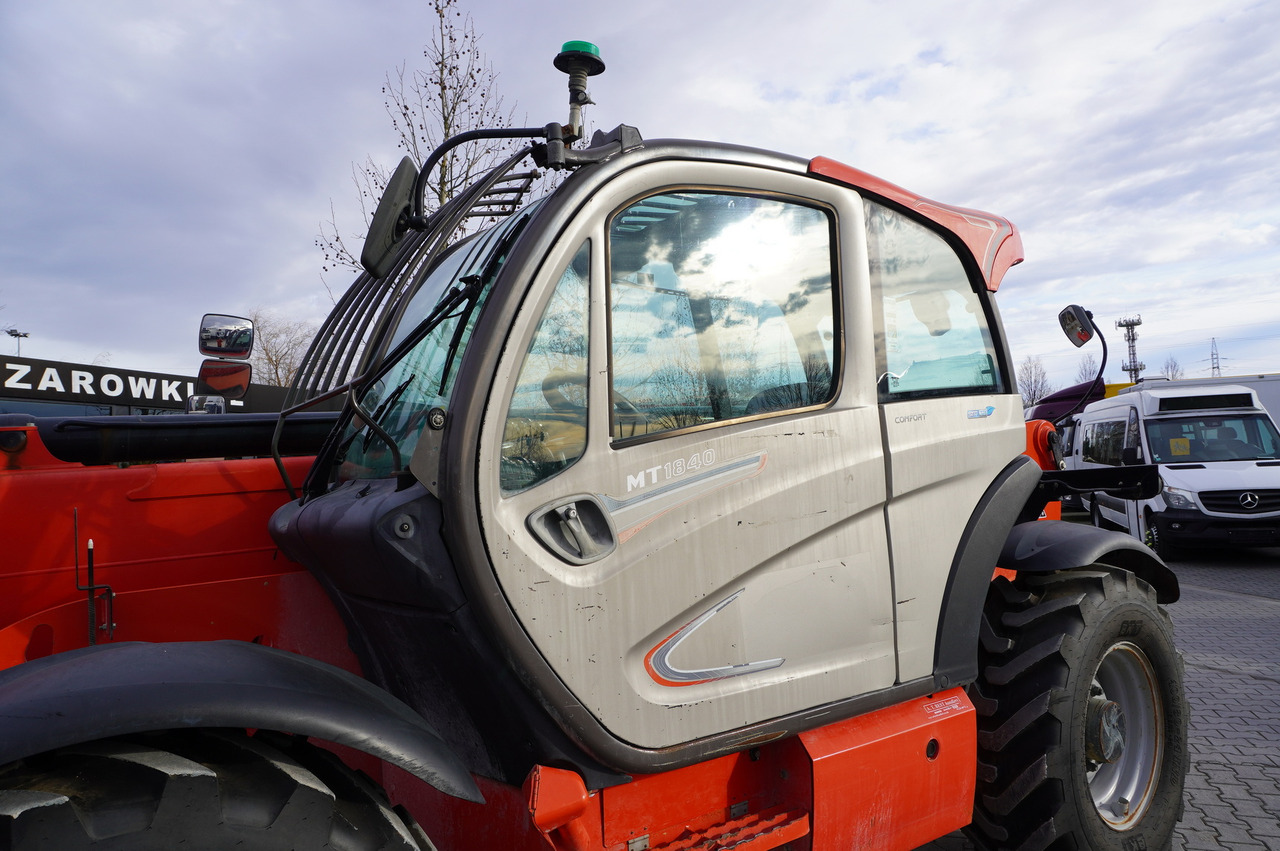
417, 277, 480, 340
437, 276, 485, 396
436, 216, 531, 395
359, 374, 416, 453
341, 267, 486, 476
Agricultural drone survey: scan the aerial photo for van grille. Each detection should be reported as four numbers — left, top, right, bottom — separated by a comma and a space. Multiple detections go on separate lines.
1200, 489, 1280, 514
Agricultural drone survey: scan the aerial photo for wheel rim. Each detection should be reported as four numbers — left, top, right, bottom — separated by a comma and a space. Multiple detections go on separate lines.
1144, 511, 1159, 553
1086, 641, 1165, 828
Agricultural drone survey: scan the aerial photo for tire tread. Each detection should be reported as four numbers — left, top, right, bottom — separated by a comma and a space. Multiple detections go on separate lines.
964, 567, 1188, 851
0, 730, 425, 850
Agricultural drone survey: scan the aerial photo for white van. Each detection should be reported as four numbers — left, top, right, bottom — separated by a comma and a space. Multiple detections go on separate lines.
1071, 384, 1280, 558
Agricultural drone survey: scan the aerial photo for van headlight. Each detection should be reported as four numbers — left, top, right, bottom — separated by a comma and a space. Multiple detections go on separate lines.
1162, 486, 1196, 510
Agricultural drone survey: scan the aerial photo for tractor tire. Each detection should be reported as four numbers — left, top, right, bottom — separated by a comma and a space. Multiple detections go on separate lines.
965, 567, 1187, 851
0, 729, 430, 851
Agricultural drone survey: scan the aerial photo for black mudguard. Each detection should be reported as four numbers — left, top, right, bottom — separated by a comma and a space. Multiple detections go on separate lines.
999, 519, 1179, 603
932, 455, 1180, 692
0, 640, 482, 803
933, 454, 1043, 689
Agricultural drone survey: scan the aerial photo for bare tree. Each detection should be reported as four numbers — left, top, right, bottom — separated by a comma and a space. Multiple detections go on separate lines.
1075, 352, 1099, 384
1017, 355, 1056, 409
1161, 354, 1185, 380
317, 0, 518, 276
249, 309, 319, 387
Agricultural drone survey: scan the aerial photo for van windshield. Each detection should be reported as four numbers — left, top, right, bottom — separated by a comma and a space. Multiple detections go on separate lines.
1145, 414, 1280, 463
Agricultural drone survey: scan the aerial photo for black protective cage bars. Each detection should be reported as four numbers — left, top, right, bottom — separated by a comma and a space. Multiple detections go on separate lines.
271, 147, 541, 497
285, 155, 538, 410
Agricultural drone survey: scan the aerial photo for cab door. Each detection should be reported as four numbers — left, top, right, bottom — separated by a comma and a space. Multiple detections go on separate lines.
862, 199, 1026, 680
477, 161, 895, 750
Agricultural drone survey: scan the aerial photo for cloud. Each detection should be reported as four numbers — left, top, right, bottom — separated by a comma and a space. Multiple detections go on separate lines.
0, 0, 1275, 396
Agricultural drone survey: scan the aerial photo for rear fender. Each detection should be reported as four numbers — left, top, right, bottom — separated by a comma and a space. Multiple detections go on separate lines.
0, 640, 482, 803
932, 455, 1179, 693
933, 454, 1042, 689
999, 520, 1179, 603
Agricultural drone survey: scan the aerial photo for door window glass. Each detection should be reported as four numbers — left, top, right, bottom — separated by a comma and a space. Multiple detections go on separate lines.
500, 242, 590, 493
1082, 419, 1128, 465
865, 200, 1003, 401
608, 192, 837, 441
1126, 406, 1144, 462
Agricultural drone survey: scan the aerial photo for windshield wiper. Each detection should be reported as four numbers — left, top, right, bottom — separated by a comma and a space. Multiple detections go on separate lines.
341, 274, 481, 473
358, 375, 417, 453
436, 276, 485, 396
436, 216, 531, 395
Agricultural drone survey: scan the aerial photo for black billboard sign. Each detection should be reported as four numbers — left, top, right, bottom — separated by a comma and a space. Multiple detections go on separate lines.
2, 357, 195, 409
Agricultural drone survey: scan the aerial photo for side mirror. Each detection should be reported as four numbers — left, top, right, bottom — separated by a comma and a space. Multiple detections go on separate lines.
196, 358, 252, 400
186, 394, 227, 415
1058, 305, 1095, 348
361, 156, 420, 278
199, 314, 254, 359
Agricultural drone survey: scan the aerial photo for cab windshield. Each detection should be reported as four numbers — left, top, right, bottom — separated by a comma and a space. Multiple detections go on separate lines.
1145, 413, 1280, 463
333, 205, 536, 481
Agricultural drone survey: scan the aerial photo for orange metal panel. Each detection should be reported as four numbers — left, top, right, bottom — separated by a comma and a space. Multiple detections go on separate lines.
808, 157, 1023, 292
0, 443, 313, 652
601, 740, 811, 849
516, 692, 975, 851
800, 688, 975, 851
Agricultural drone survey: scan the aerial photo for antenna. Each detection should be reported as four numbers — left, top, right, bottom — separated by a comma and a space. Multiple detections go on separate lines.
6, 328, 28, 356
1115, 315, 1145, 383
554, 41, 605, 142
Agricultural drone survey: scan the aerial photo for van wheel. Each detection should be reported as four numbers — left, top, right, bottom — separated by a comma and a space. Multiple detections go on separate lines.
0, 730, 428, 850
1144, 509, 1177, 562
966, 567, 1187, 851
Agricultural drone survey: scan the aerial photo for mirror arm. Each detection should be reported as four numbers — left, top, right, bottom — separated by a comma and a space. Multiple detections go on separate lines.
408, 127, 550, 226
1053, 311, 1109, 428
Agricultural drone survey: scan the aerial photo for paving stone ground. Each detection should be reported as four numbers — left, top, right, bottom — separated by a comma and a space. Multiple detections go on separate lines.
916, 542, 1280, 850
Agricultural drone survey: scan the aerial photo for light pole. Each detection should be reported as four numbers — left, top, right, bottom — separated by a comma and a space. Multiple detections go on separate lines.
7, 329, 29, 356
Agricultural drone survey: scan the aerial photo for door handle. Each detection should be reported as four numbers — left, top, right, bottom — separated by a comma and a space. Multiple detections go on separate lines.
558, 505, 601, 559
528, 496, 617, 565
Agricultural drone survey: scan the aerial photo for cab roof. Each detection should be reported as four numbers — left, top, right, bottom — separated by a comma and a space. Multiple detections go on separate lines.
809, 156, 1024, 292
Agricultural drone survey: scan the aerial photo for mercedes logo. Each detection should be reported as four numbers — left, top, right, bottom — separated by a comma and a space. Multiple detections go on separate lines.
1240, 492, 1261, 510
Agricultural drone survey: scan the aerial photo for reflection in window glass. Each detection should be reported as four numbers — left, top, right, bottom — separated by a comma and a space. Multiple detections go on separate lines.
500, 242, 590, 493
865, 200, 1003, 401
1126, 407, 1144, 462
1083, 419, 1129, 465
608, 192, 836, 441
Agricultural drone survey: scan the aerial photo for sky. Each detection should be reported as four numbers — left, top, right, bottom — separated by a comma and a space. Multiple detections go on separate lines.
1, 0, 1277, 393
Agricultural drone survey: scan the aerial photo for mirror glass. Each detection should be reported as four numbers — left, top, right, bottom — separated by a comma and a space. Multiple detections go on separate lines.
186, 394, 227, 414
1058, 304, 1094, 348
199, 314, 254, 359
196, 358, 252, 400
